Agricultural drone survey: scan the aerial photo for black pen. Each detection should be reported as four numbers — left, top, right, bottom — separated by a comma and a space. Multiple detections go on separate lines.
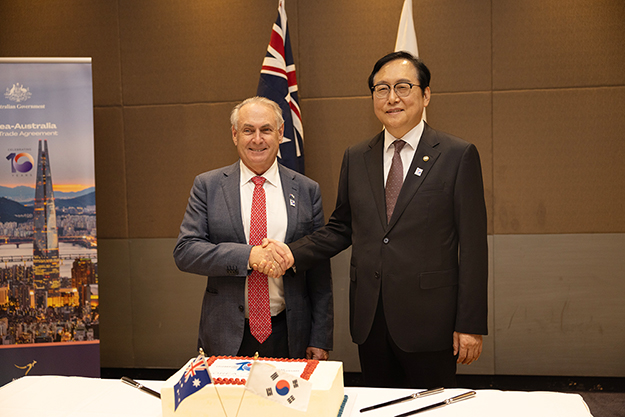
395, 391, 476, 416
360, 387, 444, 412
121, 376, 161, 399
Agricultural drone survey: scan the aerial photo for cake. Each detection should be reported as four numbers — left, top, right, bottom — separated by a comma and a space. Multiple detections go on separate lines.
161, 356, 344, 417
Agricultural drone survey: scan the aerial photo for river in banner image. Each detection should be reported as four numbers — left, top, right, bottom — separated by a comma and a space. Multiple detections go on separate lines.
0, 243, 98, 278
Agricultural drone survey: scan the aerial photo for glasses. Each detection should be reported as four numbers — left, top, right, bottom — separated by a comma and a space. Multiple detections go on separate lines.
371, 82, 420, 99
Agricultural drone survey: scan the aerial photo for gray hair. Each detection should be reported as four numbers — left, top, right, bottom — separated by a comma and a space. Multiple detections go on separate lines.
230, 96, 284, 130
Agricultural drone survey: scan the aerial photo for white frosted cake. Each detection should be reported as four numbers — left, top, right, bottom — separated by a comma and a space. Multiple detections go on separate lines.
161, 356, 344, 417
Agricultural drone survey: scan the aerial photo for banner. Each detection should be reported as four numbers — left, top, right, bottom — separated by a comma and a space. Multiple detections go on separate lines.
0, 58, 98, 386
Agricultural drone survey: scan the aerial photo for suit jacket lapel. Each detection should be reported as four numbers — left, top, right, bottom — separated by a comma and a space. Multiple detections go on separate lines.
278, 164, 298, 244
364, 132, 388, 228
388, 123, 441, 229
221, 162, 247, 244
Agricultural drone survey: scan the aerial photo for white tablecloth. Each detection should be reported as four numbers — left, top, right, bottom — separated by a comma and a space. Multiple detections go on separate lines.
346, 387, 593, 417
0, 376, 593, 417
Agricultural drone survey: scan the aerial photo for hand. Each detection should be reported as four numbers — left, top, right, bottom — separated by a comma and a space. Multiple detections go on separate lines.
453, 332, 483, 365
305, 347, 329, 361
249, 245, 284, 278
261, 238, 294, 271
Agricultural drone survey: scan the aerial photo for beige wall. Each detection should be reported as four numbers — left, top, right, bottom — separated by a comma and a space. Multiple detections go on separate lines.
2, 0, 624, 375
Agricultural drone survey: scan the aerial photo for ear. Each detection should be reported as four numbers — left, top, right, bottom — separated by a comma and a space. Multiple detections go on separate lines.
278, 123, 285, 144
231, 125, 238, 146
423, 86, 431, 107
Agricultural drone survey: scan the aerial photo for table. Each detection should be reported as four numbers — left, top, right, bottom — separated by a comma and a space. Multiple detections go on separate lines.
0, 375, 593, 417
347, 387, 593, 417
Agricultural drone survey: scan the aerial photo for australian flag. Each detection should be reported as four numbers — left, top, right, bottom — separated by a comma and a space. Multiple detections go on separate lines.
174, 355, 212, 411
257, 0, 305, 174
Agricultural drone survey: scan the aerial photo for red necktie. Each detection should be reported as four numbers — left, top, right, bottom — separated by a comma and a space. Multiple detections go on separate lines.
385, 140, 406, 223
248, 176, 272, 343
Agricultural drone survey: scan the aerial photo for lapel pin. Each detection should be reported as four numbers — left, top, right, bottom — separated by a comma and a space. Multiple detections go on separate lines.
423, 155, 430, 162
289, 193, 296, 207
415, 167, 423, 176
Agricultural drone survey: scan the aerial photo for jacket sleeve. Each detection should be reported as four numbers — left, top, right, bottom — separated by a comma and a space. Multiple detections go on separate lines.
304, 183, 334, 350
173, 174, 251, 278
454, 143, 489, 335
290, 147, 353, 271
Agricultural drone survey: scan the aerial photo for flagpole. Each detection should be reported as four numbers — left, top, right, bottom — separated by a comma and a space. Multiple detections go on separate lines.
200, 348, 228, 417
234, 352, 259, 417
234, 378, 249, 417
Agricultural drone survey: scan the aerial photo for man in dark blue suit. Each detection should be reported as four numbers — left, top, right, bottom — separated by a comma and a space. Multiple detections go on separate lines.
264, 52, 488, 387
174, 97, 333, 360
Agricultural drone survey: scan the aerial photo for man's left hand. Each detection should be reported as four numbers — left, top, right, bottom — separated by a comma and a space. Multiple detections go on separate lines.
305, 347, 329, 361
453, 332, 483, 365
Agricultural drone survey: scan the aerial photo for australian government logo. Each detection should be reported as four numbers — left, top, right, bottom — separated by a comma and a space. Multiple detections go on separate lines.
5, 83, 31, 102
2, 83, 45, 109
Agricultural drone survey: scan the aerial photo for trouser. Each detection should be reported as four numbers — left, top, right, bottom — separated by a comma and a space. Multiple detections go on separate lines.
358, 297, 457, 388
237, 310, 289, 358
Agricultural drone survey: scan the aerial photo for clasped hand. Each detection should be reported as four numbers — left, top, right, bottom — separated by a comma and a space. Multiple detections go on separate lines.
249, 239, 294, 278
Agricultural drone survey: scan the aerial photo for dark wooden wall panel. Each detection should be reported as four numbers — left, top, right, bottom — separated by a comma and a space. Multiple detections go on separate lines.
493, 0, 625, 89
94, 107, 129, 239
118, 0, 292, 105
123, 103, 240, 238
298, 1, 402, 98
0, 1, 122, 106
98, 239, 134, 368
414, 0, 492, 93
493, 87, 625, 234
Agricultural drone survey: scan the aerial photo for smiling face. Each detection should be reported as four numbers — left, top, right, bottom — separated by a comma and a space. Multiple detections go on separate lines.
372, 58, 430, 139
232, 101, 284, 175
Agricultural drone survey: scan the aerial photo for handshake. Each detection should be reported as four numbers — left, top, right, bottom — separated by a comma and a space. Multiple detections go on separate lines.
248, 239, 295, 278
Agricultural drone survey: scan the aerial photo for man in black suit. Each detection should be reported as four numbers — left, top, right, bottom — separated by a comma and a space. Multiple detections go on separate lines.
262, 51, 488, 388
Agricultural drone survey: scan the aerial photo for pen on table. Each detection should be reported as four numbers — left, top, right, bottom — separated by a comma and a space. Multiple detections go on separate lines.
121, 376, 161, 399
360, 387, 444, 412
395, 391, 476, 417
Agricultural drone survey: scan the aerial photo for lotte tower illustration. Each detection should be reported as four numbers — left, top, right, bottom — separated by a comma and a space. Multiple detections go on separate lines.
33, 139, 60, 290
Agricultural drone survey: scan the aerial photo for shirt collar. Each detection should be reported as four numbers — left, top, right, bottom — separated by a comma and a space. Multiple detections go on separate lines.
239, 159, 280, 188
384, 120, 425, 152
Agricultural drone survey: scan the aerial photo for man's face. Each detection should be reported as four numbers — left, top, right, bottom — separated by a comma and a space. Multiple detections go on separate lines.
372, 59, 430, 139
232, 102, 284, 175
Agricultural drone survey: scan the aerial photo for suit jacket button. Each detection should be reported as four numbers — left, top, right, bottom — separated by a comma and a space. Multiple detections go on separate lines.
383, 238, 389, 244
238, 305, 244, 312
374, 272, 380, 279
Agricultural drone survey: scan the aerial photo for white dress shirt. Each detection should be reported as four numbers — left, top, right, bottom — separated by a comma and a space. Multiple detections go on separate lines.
239, 159, 287, 317
383, 120, 425, 185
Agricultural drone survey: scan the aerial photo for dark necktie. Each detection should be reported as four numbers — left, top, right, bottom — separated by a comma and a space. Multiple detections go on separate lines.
385, 140, 406, 223
248, 176, 271, 343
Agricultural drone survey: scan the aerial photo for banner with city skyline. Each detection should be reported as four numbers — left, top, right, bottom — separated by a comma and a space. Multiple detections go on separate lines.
0, 58, 98, 385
